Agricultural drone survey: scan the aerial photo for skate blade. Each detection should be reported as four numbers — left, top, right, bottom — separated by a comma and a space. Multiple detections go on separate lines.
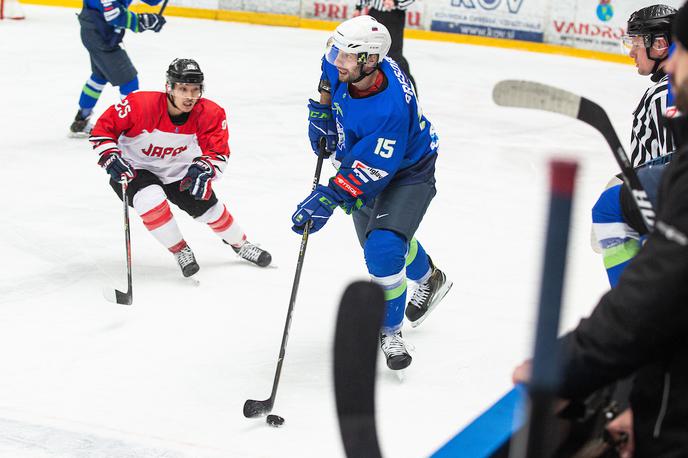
68, 131, 90, 139
410, 279, 454, 328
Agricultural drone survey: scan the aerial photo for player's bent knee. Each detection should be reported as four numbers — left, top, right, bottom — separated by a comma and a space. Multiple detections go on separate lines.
195, 201, 224, 223
364, 230, 406, 277
132, 184, 167, 214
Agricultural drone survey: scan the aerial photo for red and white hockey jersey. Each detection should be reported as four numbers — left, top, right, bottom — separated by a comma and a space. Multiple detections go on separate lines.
91, 91, 229, 184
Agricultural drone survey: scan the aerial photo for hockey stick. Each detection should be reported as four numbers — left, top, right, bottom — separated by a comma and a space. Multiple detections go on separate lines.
493, 80, 656, 232
615, 149, 674, 182
334, 282, 385, 458
432, 160, 578, 458
158, 0, 169, 15
103, 178, 133, 305
243, 140, 327, 423
514, 160, 578, 458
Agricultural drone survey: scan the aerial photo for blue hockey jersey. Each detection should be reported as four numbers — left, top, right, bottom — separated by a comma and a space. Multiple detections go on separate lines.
321, 58, 439, 207
81, 0, 161, 45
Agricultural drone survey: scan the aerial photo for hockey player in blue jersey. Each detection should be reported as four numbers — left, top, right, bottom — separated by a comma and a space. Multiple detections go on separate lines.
70, 0, 166, 137
291, 15, 452, 370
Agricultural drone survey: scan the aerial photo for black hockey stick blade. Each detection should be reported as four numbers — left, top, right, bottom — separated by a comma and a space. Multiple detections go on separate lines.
334, 281, 385, 458
103, 287, 132, 305
243, 398, 273, 418
492, 80, 656, 231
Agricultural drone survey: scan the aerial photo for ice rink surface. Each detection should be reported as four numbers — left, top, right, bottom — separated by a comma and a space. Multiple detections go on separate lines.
0, 6, 649, 457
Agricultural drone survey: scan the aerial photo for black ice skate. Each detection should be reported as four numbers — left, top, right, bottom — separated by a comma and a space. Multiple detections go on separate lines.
380, 330, 412, 370
69, 110, 93, 138
232, 241, 272, 267
174, 245, 200, 277
405, 258, 453, 328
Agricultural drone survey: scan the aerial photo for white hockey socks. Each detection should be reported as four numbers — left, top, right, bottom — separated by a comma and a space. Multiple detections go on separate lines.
196, 202, 246, 247
133, 185, 186, 253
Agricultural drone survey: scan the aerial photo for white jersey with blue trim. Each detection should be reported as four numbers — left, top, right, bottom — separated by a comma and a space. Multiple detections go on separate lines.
321, 58, 439, 204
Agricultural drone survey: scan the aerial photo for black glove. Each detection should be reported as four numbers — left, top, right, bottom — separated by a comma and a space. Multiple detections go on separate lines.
138, 13, 166, 32
180, 158, 215, 200
98, 152, 136, 183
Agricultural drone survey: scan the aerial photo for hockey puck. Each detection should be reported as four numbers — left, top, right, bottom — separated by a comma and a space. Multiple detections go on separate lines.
266, 414, 284, 427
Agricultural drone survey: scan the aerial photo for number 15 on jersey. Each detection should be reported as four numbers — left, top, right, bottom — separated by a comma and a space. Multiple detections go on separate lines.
374, 138, 396, 158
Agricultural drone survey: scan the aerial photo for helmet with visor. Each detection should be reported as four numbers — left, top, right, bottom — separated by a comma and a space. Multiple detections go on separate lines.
325, 16, 391, 83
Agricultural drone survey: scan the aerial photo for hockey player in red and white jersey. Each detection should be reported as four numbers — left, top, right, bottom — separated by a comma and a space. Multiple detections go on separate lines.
90, 58, 272, 277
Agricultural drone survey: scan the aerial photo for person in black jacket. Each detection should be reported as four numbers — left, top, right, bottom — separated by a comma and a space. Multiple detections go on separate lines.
513, 4, 688, 456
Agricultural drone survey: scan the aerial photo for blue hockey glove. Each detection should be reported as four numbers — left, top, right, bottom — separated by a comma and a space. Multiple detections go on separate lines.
138, 13, 166, 32
308, 99, 337, 156
340, 198, 364, 215
291, 185, 339, 234
180, 158, 215, 200
98, 152, 136, 183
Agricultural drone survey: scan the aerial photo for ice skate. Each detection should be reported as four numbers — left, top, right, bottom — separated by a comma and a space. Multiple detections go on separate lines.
69, 110, 93, 138
380, 330, 412, 370
174, 245, 200, 277
232, 241, 272, 267
405, 258, 453, 328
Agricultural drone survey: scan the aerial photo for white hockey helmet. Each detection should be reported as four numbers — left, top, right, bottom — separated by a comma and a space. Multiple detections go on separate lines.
325, 15, 392, 66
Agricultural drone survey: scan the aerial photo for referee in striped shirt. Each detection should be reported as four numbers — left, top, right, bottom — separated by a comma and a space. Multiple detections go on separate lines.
625, 5, 677, 166
354, 0, 417, 93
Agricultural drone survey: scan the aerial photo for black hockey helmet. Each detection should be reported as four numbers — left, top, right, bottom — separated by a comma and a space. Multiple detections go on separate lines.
626, 5, 677, 75
628, 4, 677, 41
166, 58, 204, 87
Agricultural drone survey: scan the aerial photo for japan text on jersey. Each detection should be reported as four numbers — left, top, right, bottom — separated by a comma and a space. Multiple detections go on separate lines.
90, 91, 229, 184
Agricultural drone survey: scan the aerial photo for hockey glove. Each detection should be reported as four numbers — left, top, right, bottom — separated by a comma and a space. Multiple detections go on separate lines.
180, 157, 215, 200
340, 198, 364, 215
98, 152, 136, 183
138, 13, 166, 32
291, 185, 339, 234
308, 99, 337, 156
